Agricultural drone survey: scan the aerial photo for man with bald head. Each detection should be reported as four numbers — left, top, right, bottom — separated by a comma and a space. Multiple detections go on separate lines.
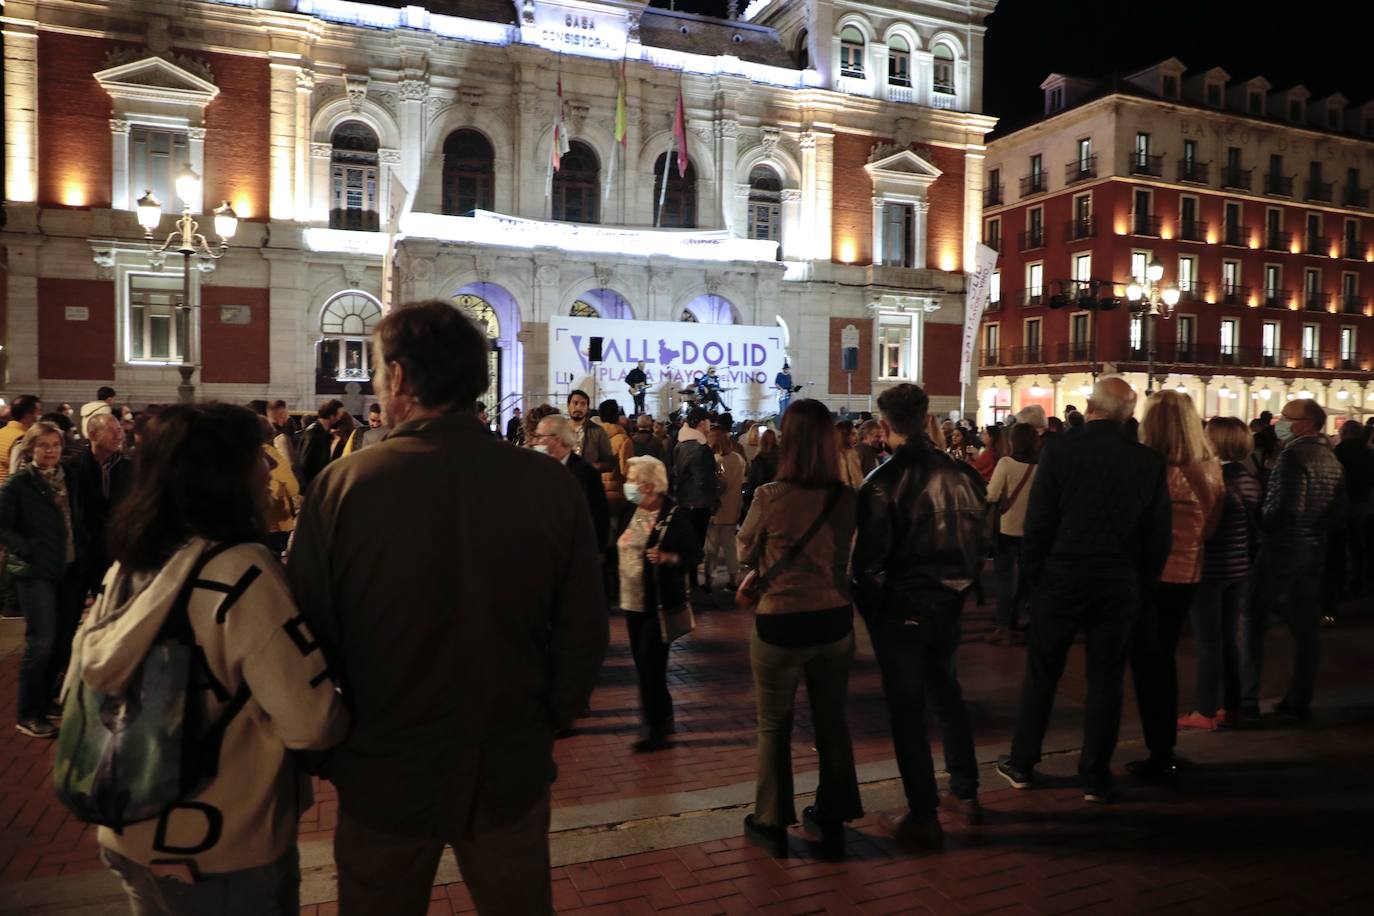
530, 413, 609, 552
1240, 398, 1344, 724
69, 411, 132, 592
996, 376, 1173, 803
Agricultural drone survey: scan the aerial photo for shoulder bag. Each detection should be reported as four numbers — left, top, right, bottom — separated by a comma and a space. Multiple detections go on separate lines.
649, 506, 695, 644
987, 461, 1034, 541
736, 484, 843, 610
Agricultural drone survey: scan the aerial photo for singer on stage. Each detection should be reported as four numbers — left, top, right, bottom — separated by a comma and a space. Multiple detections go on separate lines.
625, 360, 648, 415
774, 361, 796, 415
696, 367, 726, 411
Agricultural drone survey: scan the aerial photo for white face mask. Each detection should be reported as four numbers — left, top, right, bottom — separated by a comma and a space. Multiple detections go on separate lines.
624, 482, 644, 504
532, 444, 550, 455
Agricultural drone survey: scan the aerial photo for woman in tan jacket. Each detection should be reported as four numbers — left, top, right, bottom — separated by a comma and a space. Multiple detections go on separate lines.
737, 400, 863, 859
1130, 391, 1223, 785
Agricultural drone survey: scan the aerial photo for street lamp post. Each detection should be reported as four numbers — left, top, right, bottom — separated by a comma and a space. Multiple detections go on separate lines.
1126, 258, 1180, 397
135, 166, 238, 402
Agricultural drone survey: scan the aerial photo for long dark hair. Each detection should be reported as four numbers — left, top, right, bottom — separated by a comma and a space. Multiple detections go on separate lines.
108, 403, 267, 571
777, 399, 840, 487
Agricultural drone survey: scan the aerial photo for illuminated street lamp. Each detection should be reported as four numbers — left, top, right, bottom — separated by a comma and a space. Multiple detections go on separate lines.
1126, 258, 1180, 396
137, 166, 238, 402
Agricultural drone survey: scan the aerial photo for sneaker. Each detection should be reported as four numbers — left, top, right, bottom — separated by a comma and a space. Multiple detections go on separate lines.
16, 718, 57, 739
940, 794, 983, 827
995, 756, 1033, 790
1083, 785, 1112, 804
877, 811, 944, 850
742, 814, 788, 858
1126, 757, 1177, 787
1177, 711, 1217, 732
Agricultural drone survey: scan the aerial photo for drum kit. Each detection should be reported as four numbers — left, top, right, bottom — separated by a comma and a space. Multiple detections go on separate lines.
676, 387, 736, 415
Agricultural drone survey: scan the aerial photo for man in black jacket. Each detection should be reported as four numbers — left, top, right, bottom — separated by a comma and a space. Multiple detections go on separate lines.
672, 407, 718, 590
997, 376, 1172, 802
67, 413, 133, 592
296, 399, 343, 492
532, 414, 609, 552
853, 384, 988, 848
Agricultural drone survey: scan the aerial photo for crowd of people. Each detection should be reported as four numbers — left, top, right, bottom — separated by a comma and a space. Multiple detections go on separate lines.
0, 299, 1368, 914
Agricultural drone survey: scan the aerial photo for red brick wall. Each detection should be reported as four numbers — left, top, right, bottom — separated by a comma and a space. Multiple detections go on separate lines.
927, 147, 966, 272
200, 51, 270, 221
38, 33, 114, 209
201, 286, 270, 384
923, 322, 962, 396
38, 279, 115, 380
832, 132, 886, 265
828, 316, 872, 395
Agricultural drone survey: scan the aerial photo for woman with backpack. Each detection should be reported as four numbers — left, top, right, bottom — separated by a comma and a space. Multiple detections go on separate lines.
0, 421, 87, 739
61, 403, 346, 914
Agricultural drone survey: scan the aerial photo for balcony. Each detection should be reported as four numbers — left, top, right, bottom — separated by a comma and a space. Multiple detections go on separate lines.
1340, 356, 1363, 371
1223, 224, 1251, 247
1220, 284, 1251, 306
984, 184, 1004, 207
1265, 229, 1293, 251
1305, 179, 1333, 203
983, 234, 1001, 252
1130, 212, 1162, 236
1115, 340, 1296, 370
1221, 166, 1252, 190
1064, 217, 1096, 241
1265, 173, 1294, 196
1305, 234, 1331, 256
1178, 281, 1210, 303
985, 297, 1003, 313
1130, 154, 1164, 178
1021, 287, 1044, 307
1342, 294, 1367, 315
1304, 291, 1332, 312
979, 348, 1005, 368
1343, 238, 1363, 260
1262, 289, 1293, 309
1065, 156, 1097, 184
1056, 341, 1094, 363
1343, 186, 1370, 209
1260, 347, 1290, 368
1009, 345, 1044, 364
1301, 350, 1332, 370
1178, 219, 1208, 242
1020, 173, 1048, 197
1177, 160, 1210, 184
1018, 229, 1046, 251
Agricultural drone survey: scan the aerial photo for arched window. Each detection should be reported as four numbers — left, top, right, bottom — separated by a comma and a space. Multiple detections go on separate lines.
680, 294, 737, 324
747, 165, 781, 246
551, 141, 599, 224
795, 29, 809, 69
888, 36, 911, 87
570, 300, 600, 318
454, 293, 500, 411
933, 43, 956, 96
679, 310, 698, 322
653, 153, 696, 228
318, 290, 382, 383
330, 121, 380, 231
571, 289, 633, 320
839, 26, 865, 78
442, 129, 494, 215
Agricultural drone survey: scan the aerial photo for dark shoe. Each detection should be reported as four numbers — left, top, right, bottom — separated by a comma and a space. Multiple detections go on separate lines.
631, 731, 670, 753
16, 718, 57, 739
743, 814, 788, 858
877, 811, 944, 850
940, 794, 983, 827
800, 806, 845, 859
995, 756, 1033, 790
1083, 784, 1112, 804
1274, 700, 1311, 723
984, 627, 1024, 647
44, 705, 62, 724
1126, 757, 1177, 787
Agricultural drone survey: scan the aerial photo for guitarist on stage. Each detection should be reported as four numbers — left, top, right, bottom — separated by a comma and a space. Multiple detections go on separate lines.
774, 361, 799, 415
696, 366, 726, 411
625, 360, 649, 415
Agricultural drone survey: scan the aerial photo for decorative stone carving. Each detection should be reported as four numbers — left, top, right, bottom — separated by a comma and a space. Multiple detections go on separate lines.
378, 148, 401, 164
310, 142, 333, 159
868, 141, 904, 163
460, 87, 483, 108
428, 95, 446, 118
296, 69, 315, 92
799, 131, 816, 150
102, 47, 215, 85
474, 256, 493, 282
760, 126, 780, 153
521, 0, 536, 25
345, 73, 370, 112
780, 189, 802, 202
734, 183, 751, 198
718, 120, 739, 139
186, 126, 206, 140
594, 265, 613, 288
704, 275, 721, 295
627, 13, 641, 42
912, 143, 934, 162
343, 263, 367, 287
373, 91, 397, 113
407, 257, 434, 283
109, 118, 130, 134
650, 269, 673, 293
399, 79, 428, 102
536, 264, 560, 287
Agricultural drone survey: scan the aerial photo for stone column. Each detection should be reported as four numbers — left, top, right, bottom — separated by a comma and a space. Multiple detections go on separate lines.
780, 189, 802, 260
109, 119, 131, 210
268, 61, 300, 220
1049, 374, 1063, 419
398, 78, 429, 207
294, 68, 315, 220
3, 20, 38, 203
913, 200, 930, 269
963, 149, 985, 271
800, 129, 833, 262
871, 197, 886, 266
186, 127, 207, 213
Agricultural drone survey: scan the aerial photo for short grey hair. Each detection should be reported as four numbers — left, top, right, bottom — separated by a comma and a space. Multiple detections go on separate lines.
1088, 375, 1138, 423
86, 413, 122, 438
627, 455, 668, 493
1014, 404, 1047, 430
537, 413, 578, 449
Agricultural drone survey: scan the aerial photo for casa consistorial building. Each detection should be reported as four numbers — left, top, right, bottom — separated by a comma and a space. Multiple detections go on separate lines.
1, 0, 996, 422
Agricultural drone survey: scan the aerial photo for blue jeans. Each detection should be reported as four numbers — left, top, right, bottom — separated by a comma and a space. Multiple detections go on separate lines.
1190, 576, 1247, 716
866, 610, 978, 817
993, 534, 1024, 629
101, 847, 299, 916
16, 568, 85, 720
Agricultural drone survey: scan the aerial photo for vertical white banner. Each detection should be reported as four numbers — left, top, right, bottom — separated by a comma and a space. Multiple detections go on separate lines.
960, 242, 1001, 386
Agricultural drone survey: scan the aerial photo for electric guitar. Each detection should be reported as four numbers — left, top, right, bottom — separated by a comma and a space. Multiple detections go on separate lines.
628, 382, 648, 395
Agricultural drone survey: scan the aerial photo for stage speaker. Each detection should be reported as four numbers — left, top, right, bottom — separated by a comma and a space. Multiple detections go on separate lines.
588, 336, 604, 362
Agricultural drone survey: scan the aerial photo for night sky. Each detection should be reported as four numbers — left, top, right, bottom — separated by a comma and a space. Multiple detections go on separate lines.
668, 0, 1374, 126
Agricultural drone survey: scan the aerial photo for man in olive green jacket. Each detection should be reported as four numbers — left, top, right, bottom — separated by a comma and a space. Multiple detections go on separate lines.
289, 302, 608, 916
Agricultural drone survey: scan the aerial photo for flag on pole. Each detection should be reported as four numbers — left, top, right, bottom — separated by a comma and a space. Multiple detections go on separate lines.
605, 58, 628, 202
959, 242, 1002, 386
547, 69, 569, 201
672, 88, 688, 178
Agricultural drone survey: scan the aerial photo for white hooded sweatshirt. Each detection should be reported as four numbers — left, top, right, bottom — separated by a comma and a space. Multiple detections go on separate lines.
65, 539, 347, 875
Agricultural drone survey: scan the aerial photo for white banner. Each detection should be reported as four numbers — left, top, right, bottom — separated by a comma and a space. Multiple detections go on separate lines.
960, 242, 1001, 385
548, 315, 788, 418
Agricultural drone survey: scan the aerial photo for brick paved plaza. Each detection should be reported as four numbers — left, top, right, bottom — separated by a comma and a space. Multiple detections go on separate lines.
3, 593, 1373, 915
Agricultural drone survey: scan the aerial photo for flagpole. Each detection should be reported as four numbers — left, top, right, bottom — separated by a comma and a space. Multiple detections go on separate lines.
655, 129, 671, 229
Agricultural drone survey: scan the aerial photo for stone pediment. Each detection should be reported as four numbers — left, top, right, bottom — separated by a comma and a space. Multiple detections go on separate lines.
865, 148, 942, 194
94, 54, 219, 108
